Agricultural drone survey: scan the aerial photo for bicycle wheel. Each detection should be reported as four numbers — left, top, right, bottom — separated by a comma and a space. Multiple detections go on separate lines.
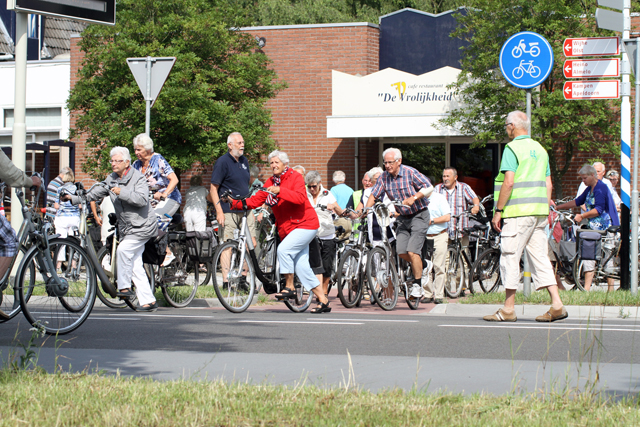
95, 246, 127, 309
17, 238, 96, 335
336, 249, 362, 308
0, 245, 32, 322
444, 247, 464, 298
366, 246, 398, 311
571, 255, 607, 291
212, 241, 256, 313
283, 275, 313, 313
473, 248, 502, 294
161, 252, 200, 308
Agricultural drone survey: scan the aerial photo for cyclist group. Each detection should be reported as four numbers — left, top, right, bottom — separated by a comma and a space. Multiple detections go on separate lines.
0, 109, 622, 322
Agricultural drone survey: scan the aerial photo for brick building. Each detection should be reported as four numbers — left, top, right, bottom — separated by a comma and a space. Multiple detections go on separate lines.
68, 8, 628, 206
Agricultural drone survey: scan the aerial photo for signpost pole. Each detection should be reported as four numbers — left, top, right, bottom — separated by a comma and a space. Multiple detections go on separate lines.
11, 11, 28, 229
631, 38, 639, 296
145, 56, 152, 136
523, 89, 532, 297
620, 0, 631, 290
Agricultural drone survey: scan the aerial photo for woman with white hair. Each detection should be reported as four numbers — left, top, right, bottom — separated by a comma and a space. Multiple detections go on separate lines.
131, 133, 181, 265
225, 150, 331, 313
556, 164, 619, 291
66, 147, 159, 311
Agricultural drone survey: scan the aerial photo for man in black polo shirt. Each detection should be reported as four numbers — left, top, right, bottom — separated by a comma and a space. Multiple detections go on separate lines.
209, 132, 256, 244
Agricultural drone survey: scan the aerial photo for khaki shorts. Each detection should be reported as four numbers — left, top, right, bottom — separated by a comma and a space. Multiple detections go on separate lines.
499, 216, 556, 290
219, 211, 256, 242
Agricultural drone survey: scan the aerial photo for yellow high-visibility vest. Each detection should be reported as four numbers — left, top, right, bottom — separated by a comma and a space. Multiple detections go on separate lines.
494, 138, 549, 218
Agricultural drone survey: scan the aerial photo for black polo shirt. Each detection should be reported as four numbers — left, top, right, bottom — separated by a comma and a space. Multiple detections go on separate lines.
210, 152, 250, 213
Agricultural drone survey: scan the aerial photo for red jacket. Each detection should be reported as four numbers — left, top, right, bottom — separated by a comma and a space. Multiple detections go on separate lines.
231, 168, 319, 240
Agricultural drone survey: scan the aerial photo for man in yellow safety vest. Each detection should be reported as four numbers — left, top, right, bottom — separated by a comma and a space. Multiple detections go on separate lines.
484, 110, 567, 323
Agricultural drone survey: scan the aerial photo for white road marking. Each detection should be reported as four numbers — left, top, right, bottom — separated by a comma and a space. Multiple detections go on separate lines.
306, 318, 419, 323
88, 317, 141, 320
239, 320, 363, 325
439, 324, 640, 332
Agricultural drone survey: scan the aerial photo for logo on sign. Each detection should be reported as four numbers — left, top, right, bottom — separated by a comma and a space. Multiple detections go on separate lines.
500, 32, 554, 89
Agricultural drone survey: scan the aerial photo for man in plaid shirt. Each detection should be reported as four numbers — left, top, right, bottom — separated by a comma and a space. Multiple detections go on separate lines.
364, 148, 433, 298
434, 167, 480, 245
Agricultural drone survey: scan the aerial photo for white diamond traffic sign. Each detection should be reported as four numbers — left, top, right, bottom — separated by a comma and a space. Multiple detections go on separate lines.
563, 80, 619, 100
563, 37, 619, 57
563, 59, 620, 78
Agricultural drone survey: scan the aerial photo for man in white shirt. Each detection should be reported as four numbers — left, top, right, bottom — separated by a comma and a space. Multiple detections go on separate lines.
421, 191, 451, 304
577, 162, 620, 209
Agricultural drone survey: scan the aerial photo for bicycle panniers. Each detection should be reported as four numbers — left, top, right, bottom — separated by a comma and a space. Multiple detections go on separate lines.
142, 230, 169, 265
186, 228, 217, 263
578, 231, 602, 261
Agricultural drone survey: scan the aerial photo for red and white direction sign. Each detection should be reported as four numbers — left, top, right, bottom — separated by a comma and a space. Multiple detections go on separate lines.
563, 37, 619, 57
563, 80, 619, 100
563, 58, 620, 78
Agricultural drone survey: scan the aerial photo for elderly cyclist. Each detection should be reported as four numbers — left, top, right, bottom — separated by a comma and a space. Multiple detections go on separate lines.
364, 148, 433, 297
306, 170, 344, 298
556, 164, 619, 292
68, 147, 159, 311
225, 151, 331, 313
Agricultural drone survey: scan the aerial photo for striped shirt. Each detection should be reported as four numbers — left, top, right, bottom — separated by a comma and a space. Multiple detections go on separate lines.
370, 164, 432, 216
46, 176, 63, 219
434, 181, 478, 238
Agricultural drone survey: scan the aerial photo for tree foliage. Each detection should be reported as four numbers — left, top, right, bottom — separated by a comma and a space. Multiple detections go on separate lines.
229, 0, 463, 26
440, 0, 620, 198
67, 0, 285, 179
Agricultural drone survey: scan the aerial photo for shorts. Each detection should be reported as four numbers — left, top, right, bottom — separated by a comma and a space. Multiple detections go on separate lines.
499, 216, 556, 290
309, 237, 324, 275
319, 238, 337, 278
218, 211, 256, 242
395, 208, 430, 255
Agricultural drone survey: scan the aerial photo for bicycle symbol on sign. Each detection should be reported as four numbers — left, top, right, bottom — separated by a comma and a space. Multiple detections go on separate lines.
512, 60, 541, 80
511, 40, 540, 58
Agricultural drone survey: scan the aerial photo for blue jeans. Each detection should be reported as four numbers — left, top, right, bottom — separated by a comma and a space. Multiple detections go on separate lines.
278, 228, 320, 291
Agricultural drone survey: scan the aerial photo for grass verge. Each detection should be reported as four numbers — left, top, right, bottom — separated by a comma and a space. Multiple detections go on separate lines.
461, 290, 640, 306
1, 369, 640, 426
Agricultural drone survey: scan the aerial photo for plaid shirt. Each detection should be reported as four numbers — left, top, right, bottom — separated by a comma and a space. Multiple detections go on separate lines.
370, 165, 432, 216
434, 181, 478, 238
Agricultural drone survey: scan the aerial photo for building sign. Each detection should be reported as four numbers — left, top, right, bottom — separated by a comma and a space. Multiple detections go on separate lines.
331, 67, 461, 116
328, 67, 463, 138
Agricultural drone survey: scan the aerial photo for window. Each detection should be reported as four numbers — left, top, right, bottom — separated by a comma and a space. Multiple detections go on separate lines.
4, 108, 62, 128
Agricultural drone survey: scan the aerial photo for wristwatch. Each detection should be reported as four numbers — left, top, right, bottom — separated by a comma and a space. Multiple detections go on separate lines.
495, 208, 504, 213
413, 195, 419, 201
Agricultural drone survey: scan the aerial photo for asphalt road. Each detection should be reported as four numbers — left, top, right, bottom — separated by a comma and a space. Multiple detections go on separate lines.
2, 303, 640, 395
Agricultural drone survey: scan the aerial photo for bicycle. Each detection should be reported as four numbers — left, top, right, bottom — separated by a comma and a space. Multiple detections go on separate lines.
212, 188, 312, 313
445, 211, 477, 298
68, 182, 154, 311
335, 208, 370, 308
364, 200, 422, 311
572, 225, 623, 291
13, 182, 97, 335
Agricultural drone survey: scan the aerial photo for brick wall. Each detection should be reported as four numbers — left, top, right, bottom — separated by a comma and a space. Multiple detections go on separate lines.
244, 24, 380, 188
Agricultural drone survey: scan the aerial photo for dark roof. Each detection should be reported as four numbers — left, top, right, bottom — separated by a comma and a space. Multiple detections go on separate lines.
42, 16, 87, 58
0, 15, 86, 58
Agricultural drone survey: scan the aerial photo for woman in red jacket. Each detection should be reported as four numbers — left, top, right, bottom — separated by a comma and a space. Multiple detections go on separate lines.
226, 150, 331, 313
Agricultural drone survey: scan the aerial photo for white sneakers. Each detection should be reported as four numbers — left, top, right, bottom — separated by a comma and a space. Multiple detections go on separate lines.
161, 252, 176, 267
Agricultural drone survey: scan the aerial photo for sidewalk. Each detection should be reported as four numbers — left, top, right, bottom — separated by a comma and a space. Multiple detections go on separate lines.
428, 303, 640, 320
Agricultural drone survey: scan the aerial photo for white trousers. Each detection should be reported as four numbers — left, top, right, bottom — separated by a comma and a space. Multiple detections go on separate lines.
423, 231, 448, 299
117, 235, 155, 305
184, 209, 207, 232
54, 215, 80, 261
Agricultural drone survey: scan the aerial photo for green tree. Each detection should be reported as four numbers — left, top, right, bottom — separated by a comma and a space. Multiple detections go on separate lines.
240, 0, 463, 26
67, 0, 285, 179
440, 0, 620, 198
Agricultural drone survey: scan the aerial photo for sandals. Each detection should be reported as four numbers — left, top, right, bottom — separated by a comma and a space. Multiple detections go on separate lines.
275, 288, 296, 301
116, 288, 134, 299
310, 301, 331, 314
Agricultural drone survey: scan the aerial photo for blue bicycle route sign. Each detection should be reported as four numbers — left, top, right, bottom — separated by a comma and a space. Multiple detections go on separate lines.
499, 31, 554, 89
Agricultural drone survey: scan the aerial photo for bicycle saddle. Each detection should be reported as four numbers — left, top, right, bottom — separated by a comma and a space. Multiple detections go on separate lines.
607, 225, 620, 233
